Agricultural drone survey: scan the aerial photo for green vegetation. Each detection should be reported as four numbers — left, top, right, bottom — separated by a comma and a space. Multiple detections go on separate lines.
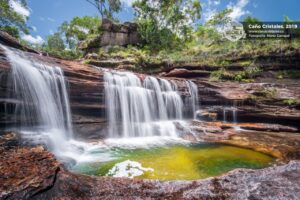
37, 15, 101, 59
277, 70, 300, 79
39, 32, 82, 59
210, 68, 232, 81
0, 0, 29, 37
133, 0, 201, 51
209, 65, 262, 82
85, 0, 121, 19
258, 88, 278, 99
1, 1, 300, 74
59, 16, 101, 49
283, 99, 300, 106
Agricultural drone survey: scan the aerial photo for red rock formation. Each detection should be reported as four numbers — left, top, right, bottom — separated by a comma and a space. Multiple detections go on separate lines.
1, 133, 300, 199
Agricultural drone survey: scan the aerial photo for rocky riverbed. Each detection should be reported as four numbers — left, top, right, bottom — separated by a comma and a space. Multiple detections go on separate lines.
1, 132, 300, 199
1, 30, 300, 199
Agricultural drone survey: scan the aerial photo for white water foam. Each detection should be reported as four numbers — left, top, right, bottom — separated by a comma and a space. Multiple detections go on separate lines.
2, 45, 199, 166
104, 70, 199, 138
107, 160, 154, 178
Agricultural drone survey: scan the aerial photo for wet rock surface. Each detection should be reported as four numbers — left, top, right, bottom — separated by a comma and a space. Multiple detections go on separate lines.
1, 132, 300, 200
1, 34, 299, 131
195, 80, 300, 129
0, 41, 106, 137
0, 31, 38, 53
34, 162, 300, 200
0, 133, 60, 199
190, 121, 300, 161
1, 29, 300, 199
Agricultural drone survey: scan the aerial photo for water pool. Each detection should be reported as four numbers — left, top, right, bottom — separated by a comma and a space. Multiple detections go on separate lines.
71, 143, 274, 180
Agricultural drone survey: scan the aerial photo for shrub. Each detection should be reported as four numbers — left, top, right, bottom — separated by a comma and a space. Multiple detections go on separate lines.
283, 99, 300, 106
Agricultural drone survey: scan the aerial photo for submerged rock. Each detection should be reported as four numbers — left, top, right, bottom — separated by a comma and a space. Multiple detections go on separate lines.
189, 121, 300, 161
197, 111, 218, 121
34, 159, 300, 200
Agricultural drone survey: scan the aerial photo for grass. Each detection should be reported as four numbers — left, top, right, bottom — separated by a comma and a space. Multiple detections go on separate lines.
209, 64, 262, 82
277, 70, 300, 79
79, 32, 300, 76
259, 88, 278, 99
283, 99, 300, 106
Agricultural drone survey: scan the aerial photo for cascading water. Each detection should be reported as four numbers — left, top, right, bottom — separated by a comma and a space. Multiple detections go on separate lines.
2, 45, 73, 154
185, 80, 199, 119
222, 104, 238, 124
2, 44, 200, 166
104, 71, 198, 138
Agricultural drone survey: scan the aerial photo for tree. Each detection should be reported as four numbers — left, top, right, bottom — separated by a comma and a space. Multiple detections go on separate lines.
133, 0, 201, 50
206, 8, 233, 28
59, 16, 101, 49
0, 0, 29, 36
243, 16, 261, 24
41, 32, 82, 60
283, 16, 293, 23
193, 9, 236, 48
85, 0, 121, 19
133, 0, 201, 39
0, 25, 20, 38
46, 33, 65, 52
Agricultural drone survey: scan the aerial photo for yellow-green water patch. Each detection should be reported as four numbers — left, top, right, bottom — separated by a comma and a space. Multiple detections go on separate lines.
71, 143, 274, 181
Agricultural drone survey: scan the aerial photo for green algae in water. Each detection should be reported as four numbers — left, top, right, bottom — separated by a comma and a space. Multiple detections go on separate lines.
71, 143, 274, 181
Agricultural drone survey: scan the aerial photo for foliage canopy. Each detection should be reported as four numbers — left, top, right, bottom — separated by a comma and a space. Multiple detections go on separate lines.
85, 0, 121, 19
59, 16, 101, 49
0, 0, 29, 37
133, 0, 201, 50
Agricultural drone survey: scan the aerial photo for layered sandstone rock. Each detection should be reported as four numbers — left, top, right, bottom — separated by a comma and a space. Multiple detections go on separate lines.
190, 120, 300, 161
79, 18, 140, 52
0, 38, 107, 138
0, 133, 60, 199
0, 30, 299, 136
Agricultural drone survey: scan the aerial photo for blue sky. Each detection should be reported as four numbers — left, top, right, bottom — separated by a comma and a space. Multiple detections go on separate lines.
9, 0, 300, 44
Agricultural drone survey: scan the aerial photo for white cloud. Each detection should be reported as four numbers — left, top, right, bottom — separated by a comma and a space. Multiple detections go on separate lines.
121, 0, 135, 6
203, 0, 221, 22
74, 25, 89, 34
203, 0, 250, 23
39, 17, 45, 21
208, 0, 220, 6
203, 8, 217, 22
31, 26, 37, 32
47, 17, 56, 22
21, 34, 44, 44
227, 0, 250, 21
9, 0, 30, 17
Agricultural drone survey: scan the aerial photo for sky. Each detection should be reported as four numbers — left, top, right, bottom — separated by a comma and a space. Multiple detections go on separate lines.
8, 0, 300, 44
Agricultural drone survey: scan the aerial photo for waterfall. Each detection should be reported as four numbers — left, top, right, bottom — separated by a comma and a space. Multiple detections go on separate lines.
223, 109, 227, 122
1, 45, 201, 163
2, 45, 73, 143
222, 106, 238, 124
186, 80, 199, 119
104, 71, 198, 138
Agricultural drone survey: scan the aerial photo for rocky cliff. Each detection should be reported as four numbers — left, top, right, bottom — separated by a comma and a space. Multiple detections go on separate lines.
1, 30, 299, 139
0, 31, 106, 138
1, 31, 300, 199
79, 18, 140, 52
